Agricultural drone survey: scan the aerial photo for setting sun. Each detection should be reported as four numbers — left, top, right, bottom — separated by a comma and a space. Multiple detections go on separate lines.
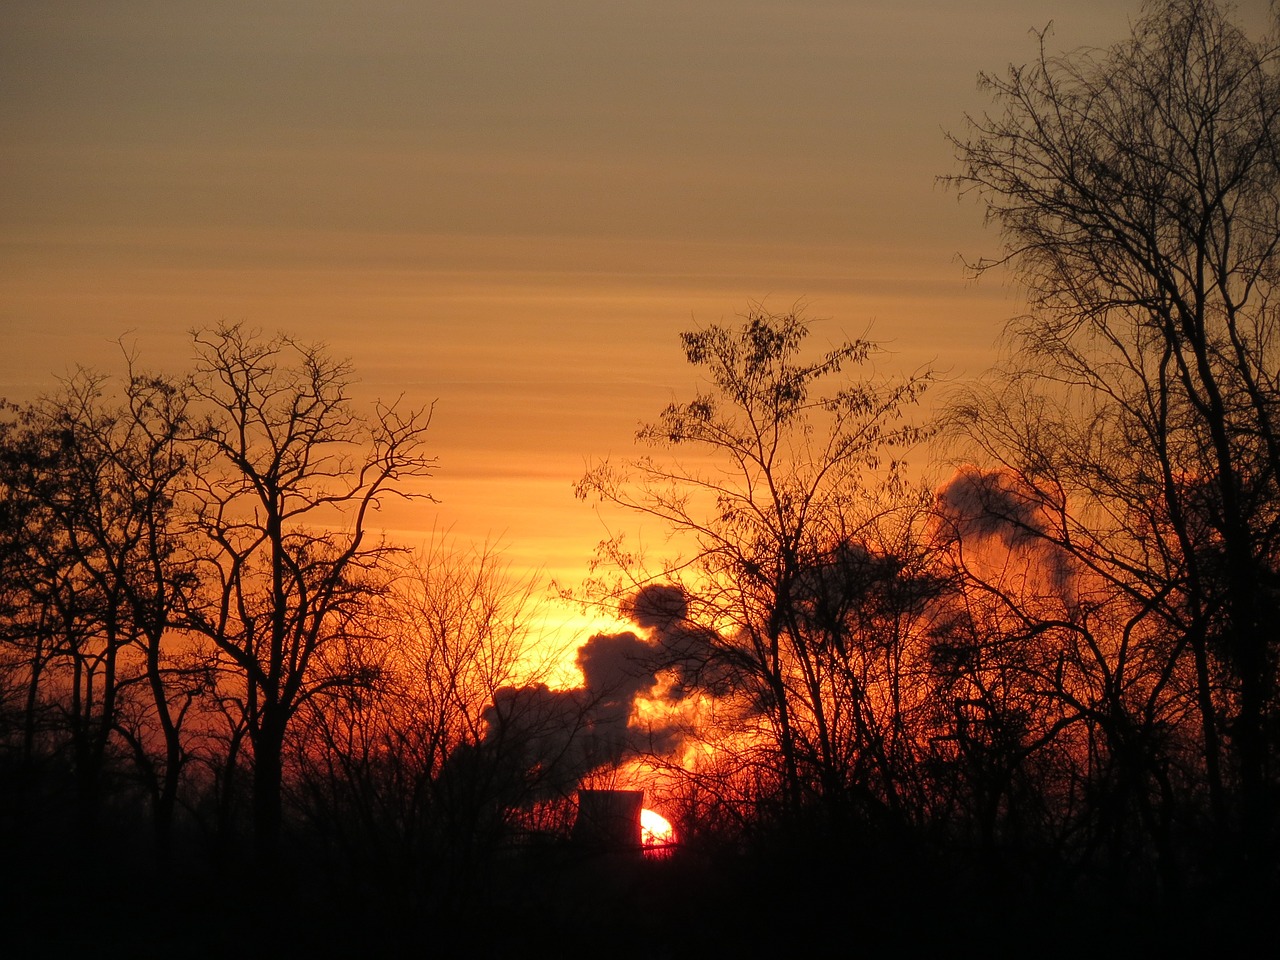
640, 808, 674, 848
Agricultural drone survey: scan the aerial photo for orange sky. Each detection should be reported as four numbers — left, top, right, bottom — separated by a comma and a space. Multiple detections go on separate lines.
7, 1, 1265, 648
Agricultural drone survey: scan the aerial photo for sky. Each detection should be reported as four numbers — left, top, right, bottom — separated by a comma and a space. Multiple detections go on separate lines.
4, 0, 1271, 647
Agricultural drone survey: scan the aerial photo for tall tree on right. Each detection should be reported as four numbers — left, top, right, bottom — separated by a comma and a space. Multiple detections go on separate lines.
947, 0, 1280, 867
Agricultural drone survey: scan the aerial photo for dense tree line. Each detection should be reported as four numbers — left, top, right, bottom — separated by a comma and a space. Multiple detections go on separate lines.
1, 0, 1277, 950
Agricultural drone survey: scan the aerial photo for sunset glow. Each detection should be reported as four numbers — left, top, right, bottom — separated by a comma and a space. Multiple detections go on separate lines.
4, 1, 1276, 954
0, 1, 1162, 624
640, 808, 675, 848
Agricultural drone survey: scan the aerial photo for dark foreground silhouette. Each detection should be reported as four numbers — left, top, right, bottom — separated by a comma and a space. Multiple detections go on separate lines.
4, 805, 1273, 959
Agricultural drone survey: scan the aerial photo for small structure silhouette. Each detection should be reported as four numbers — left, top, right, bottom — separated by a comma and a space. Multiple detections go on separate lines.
573, 789, 643, 852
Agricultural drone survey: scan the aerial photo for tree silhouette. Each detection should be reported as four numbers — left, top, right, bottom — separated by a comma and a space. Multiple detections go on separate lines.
947, 0, 1280, 867
287, 535, 547, 903
0, 362, 199, 852
578, 306, 937, 822
185, 323, 435, 865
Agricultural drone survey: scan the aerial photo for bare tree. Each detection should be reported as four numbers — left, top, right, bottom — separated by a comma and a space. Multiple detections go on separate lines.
946, 0, 1280, 863
185, 323, 435, 864
287, 535, 545, 890
0, 363, 199, 852
578, 306, 938, 823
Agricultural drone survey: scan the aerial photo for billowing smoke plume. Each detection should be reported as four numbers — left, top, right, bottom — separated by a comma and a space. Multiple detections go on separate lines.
466, 585, 720, 803
934, 465, 1074, 594
622, 584, 730, 698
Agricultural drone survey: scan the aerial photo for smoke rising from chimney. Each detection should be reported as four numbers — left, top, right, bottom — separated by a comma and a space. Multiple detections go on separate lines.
468, 584, 720, 802
934, 465, 1075, 594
